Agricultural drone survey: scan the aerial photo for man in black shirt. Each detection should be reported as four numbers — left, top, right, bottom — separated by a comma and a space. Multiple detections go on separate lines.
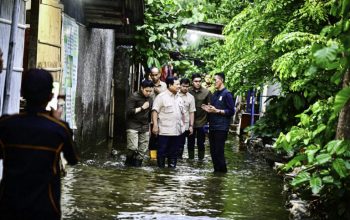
125, 80, 154, 166
0, 68, 79, 220
202, 72, 235, 173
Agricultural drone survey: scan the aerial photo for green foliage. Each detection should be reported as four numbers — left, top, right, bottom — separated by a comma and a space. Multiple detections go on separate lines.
134, 0, 207, 67
204, 0, 249, 24
272, 0, 350, 211
273, 99, 350, 205
134, 1, 350, 216
274, 99, 337, 155
247, 93, 308, 141
212, 0, 350, 217
334, 86, 350, 114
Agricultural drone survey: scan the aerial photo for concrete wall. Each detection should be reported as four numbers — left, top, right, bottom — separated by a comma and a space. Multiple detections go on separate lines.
75, 27, 115, 153
261, 83, 282, 114
113, 46, 132, 145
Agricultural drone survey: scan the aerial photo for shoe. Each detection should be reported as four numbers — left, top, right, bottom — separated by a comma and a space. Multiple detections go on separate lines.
214, 166, 227, 173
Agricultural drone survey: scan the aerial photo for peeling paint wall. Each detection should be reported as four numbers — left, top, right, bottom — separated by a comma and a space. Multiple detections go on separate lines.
113, 46, 132, 146
75, 27, 115, 153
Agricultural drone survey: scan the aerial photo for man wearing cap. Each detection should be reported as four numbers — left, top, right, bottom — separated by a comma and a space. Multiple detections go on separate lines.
202, 72, 235, 173
0, 68, 79, 219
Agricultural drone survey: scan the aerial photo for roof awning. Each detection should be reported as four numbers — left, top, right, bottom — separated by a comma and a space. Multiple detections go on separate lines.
83, 0, 144, 29
185, 22, 224, 36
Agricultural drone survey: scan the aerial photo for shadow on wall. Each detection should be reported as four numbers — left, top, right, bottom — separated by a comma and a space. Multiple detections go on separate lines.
74, 27, 115, 155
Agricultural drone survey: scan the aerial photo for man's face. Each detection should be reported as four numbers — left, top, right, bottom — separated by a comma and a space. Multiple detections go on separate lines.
169, 80, 180, 94
192, 77, 202, 89
150, 68, 160, 83
214, 75, 223, 89
204, 75, 212, 84
180, 83, 190, 94
141, 87, 153, 97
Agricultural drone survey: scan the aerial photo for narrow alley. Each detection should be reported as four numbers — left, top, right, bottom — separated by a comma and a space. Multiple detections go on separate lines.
61, 136, 288, 219
2, 0, 350, 219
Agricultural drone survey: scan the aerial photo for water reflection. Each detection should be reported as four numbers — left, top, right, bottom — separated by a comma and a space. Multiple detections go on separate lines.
62, 135, 288, 220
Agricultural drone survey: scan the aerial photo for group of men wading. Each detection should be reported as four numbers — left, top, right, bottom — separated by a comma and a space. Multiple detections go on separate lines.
0, 54, 234, 219
125, 67, 235, 173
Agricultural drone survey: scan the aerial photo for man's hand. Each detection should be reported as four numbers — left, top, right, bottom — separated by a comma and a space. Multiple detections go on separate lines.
51, 106, 63, 120
202, 104, 218, 113
142, 101, 150, 110
152, 125, 159, 136
189, 126, 193, 135
154, 87, 161, 94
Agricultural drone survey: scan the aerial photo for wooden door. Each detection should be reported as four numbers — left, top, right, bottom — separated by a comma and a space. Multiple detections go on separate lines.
28, 0, 63, 82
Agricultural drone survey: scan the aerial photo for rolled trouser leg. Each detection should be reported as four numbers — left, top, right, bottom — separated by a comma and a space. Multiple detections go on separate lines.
126, 129, 139, 166
134, 131, 149, 167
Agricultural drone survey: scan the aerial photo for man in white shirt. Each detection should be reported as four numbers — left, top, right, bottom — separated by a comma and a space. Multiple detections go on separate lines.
150, 67, 167, 97
152, 77, 184, 168
148, 67, 167, 158
178, 78, 196, 159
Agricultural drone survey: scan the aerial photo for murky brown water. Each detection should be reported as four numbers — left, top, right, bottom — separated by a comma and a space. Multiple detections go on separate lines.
61, 135, 289, 219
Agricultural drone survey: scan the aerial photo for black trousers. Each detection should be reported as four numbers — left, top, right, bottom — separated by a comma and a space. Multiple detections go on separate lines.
188, 127, 206, 152
149, 124, 158, 150
209, 130, 228, 172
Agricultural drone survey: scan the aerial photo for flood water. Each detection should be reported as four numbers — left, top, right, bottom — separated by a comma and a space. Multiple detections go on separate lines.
61, 135, 289, 219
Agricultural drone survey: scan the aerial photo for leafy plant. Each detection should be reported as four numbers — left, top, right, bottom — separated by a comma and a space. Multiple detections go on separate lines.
134, 0, 207, 68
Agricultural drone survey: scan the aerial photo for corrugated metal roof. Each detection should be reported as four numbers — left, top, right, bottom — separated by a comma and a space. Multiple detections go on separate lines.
83, 0, 144, 29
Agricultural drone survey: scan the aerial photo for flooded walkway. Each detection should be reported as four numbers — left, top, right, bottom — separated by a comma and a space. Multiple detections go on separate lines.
62, 135, 289, 219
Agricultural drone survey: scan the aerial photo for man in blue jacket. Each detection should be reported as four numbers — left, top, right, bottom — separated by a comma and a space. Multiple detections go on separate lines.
202, 72, 235, 173
0, 69, 79, 220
